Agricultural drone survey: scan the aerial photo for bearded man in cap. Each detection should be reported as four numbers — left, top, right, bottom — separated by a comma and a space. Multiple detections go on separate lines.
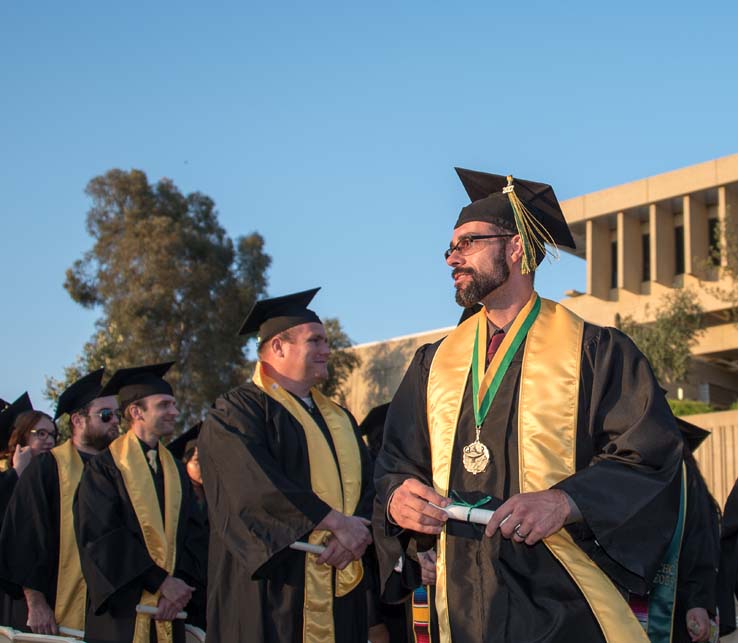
199, 288, 374, 642
0, 370, 119, 635
74, 363, 207, 643
373, 170, 684, 643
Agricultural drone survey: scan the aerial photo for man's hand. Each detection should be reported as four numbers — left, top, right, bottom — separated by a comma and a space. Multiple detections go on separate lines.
315, 510, 372, 559
686, 607, 711, 642
24, 588, 58, 635
387, 479, 450, 534
315, 537, 355, 569
417, 549, 437, 585
155, 596, 184, 621
12, 444, 32, 477
158, 576, 194, 611
484, 490, 571, 545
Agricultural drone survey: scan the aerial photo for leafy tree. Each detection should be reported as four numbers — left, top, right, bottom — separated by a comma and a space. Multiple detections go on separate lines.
46, 169, 271, 429
616, 289, 704, 386
319, 318, 361, 405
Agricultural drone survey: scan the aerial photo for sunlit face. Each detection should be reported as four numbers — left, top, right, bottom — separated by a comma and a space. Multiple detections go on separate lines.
445, 221, 512, 307
186, 447, 202, 485
279, 322, 330, 387
134, 394, 180, 438
78, 395, 121, 451
27, 417, 57, 456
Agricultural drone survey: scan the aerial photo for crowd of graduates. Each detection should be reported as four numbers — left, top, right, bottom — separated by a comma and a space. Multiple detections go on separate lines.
3, 357, 738, 643
3, 168, 738, 643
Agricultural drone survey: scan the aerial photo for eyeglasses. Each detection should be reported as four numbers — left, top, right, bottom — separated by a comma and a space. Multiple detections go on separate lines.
88, 408, 122, 423
30, 428, 59, 441
444, 234, 515, 260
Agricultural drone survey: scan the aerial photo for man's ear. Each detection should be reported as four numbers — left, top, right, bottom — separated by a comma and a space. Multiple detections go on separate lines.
508, 234, 524, 264
69, 412, 84, 433
271, 336, 285, 358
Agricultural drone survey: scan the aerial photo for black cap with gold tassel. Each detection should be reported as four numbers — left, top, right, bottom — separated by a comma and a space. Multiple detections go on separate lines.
454, 168, 576, 274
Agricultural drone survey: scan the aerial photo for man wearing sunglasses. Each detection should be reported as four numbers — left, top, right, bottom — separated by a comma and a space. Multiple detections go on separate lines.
374, 169, 684, 643
0, 368, 120, 636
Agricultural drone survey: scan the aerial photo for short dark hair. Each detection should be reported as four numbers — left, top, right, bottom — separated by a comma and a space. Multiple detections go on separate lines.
123, 398, 149, 423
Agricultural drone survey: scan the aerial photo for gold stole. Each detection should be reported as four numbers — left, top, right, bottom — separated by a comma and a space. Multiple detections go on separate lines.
51, 440, 86, 631
109, 430, 182, 643
427, 294, 648, 643
253, 363, 364, 643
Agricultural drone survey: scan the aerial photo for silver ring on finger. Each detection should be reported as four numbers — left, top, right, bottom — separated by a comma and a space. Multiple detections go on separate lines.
514, 524, 528, 539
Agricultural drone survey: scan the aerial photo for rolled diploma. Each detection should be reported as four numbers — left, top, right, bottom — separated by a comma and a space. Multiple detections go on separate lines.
136, 604, 187, 620
432, 502, 495, 525
290, 541, 326, 555
58, 626, 86, 638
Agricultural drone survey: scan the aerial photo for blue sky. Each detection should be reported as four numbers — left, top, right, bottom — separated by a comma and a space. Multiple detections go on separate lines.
2, 1, 737, 414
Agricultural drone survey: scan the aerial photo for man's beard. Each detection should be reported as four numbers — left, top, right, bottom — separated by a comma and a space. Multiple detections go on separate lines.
453, 257, 510, 308
85, 426, 119, 451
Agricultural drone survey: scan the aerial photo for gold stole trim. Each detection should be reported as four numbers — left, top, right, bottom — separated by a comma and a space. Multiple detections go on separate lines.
109, 431, 182, 643
253, 363, 363, 643
51, 441, 86, 631
427, 296, 648, 643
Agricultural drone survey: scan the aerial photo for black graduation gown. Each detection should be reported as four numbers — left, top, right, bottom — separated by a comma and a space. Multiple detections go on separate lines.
0, 451, 93, 630
74, 447, 208, 643
374, 324, 683, 643
670, 455, 720, 643
717, 478, 738, 635
198, 383, 374, 643
0, 465, 26, 629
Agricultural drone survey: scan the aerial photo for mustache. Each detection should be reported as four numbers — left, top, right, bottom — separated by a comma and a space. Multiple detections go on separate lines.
452, 267, 475, 279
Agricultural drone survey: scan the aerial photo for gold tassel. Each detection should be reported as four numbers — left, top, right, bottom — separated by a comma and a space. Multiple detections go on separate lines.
503, 175, 559, 274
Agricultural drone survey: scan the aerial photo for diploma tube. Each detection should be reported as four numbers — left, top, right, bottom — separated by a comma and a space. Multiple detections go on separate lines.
431, 502, 495, 525
58, 626, 86, 638
290, 541, 326, 555
136, 604, 188, 620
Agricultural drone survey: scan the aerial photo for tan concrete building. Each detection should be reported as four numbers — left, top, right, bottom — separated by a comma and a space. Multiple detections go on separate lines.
343, 154, 738, 504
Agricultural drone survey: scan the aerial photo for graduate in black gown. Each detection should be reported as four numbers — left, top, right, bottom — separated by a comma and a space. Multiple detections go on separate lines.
718, 477, 738, 636
74, 363, 208, 643
373, 169, 683, 643
672, 419, 720, 643
0, 393, 34, 629
199, 288, 374, 642
0, 370, 120, 635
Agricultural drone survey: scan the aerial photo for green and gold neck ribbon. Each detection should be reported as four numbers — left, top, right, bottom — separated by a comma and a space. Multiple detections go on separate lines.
471, 293, 541, 428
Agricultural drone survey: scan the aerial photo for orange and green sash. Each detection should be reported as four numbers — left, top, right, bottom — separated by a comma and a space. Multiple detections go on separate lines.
50, 440, 86, 631
253, 363, 364, 643
426, 292, 649, 643
109, 431, 182, 643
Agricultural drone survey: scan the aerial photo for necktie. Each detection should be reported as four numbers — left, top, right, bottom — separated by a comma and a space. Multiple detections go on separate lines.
146, 449, 158, 474
486, 329, 506, 367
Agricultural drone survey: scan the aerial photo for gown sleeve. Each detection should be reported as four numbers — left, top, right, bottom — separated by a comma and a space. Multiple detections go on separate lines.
0, 454, 58, 599
555, 327, 684, 586
198, 389, 334, 580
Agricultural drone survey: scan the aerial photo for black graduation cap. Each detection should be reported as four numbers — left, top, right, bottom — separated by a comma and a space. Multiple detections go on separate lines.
54, 368, 106, 420
167, 422, 201, 460
454, 168, 576, 274
676, 417, 710, 453
359, 403, 390, 459
0, 393, 33, 451
238, 288, 322, 342
99, 362, 175, 412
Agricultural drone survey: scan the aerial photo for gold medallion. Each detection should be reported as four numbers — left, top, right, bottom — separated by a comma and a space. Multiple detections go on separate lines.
462, 427, 490, 475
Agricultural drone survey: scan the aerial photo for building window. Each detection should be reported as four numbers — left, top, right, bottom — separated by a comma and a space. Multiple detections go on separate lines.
708, 218, 721, 266
674, 225, 685, 275
610, 240, 618, 289
642, 233, 650, 281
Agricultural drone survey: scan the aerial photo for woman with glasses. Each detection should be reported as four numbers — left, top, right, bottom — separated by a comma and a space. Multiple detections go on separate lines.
5, 411, 58, 459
